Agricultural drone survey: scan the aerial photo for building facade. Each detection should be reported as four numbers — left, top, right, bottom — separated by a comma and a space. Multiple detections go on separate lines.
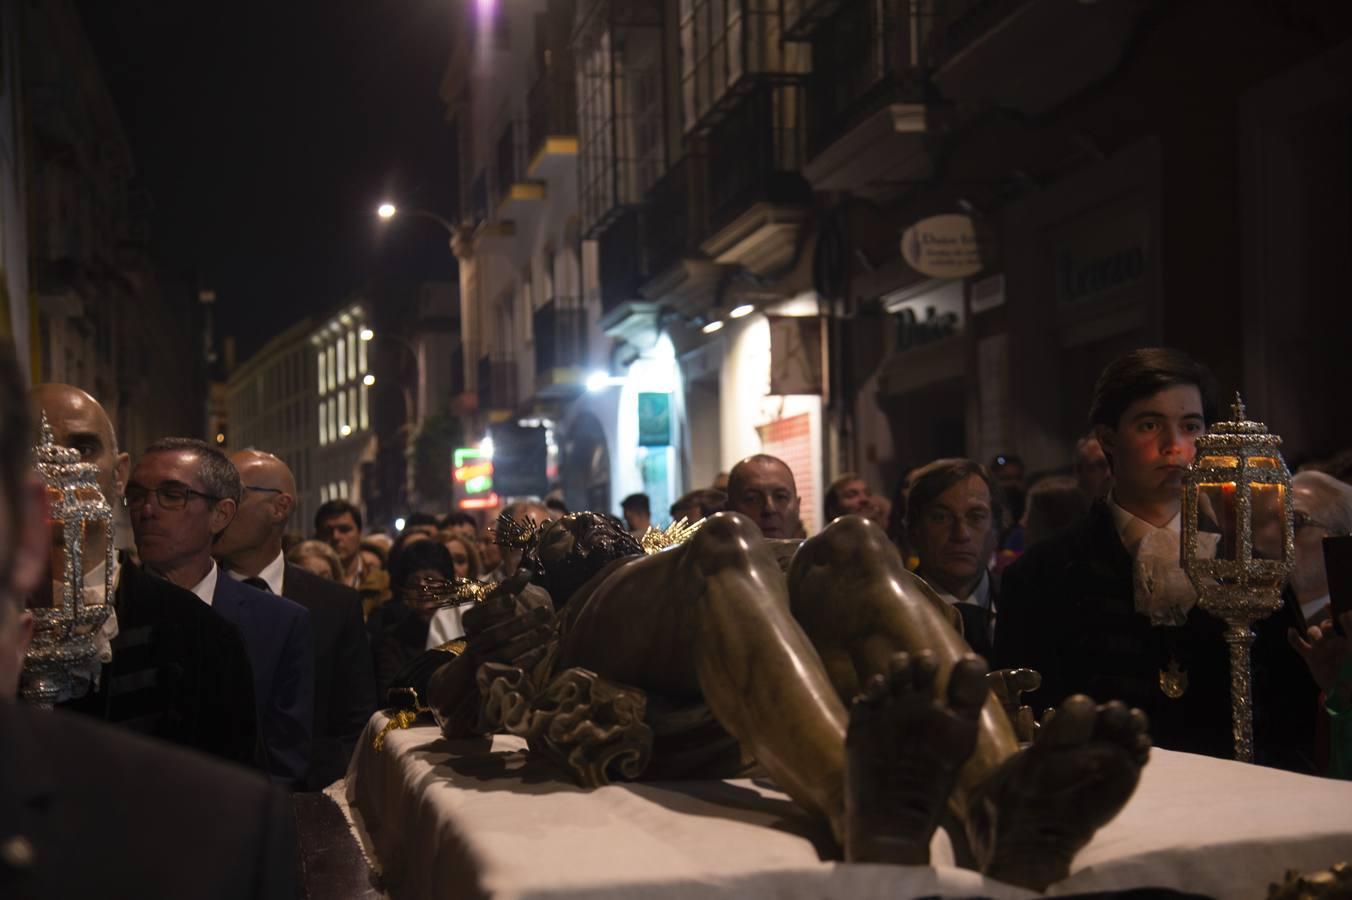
225, 318, 319, 531
21, 0, 203, 447
440, 0, 1352, 530
309, 302, 377, 527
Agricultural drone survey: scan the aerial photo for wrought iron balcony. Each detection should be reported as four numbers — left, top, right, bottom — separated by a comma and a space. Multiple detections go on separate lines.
805, 0, 930, 160
574, 0, 665, 238
679, 0, 810, 135
704, 83, 811, 240
597, 206, 647, 317
477, 353, 518, 413
532, 297, 588, 397
781, 0, 848, 41
470, 170, 489, 230
640, 155, 707, 280
527, 71, 579, 180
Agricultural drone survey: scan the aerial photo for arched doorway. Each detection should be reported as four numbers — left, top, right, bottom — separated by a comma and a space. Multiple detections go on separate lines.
561, 411, 610, 514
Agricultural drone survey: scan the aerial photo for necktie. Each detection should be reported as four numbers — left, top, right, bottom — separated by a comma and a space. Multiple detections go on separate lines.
243, 576, 271, 593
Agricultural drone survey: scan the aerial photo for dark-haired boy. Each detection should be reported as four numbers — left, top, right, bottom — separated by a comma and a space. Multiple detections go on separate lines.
995, 348, 1316, 768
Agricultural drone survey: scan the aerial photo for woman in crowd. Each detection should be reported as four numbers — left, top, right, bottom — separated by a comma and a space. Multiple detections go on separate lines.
438, 530, 482, 581
286, 539, 344, 582
372, 540, 458, 699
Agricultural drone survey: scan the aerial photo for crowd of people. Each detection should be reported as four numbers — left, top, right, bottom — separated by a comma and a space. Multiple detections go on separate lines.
2, 344, 1351, 894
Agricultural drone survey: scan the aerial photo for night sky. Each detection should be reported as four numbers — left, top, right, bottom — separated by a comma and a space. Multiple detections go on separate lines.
75, 0, 461, 359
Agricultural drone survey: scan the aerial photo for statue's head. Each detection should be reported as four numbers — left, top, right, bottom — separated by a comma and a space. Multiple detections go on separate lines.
534, 511, 643, 608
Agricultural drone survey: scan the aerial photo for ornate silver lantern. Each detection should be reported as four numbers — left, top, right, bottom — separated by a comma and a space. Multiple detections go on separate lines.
21, 414, 114, 708
1181, 395, 1293, 763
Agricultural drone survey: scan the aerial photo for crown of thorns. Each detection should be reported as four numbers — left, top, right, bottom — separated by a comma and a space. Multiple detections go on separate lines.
493, 511, 544, 551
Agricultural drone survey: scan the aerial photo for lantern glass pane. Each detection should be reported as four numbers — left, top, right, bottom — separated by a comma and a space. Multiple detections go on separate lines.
1199, 482, 1238, 561
1251, 483, 1286, 561
1250, 456, 1278, 468
1204, 455, 1240, 469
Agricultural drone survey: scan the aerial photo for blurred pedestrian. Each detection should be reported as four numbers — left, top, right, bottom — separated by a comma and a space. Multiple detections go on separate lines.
288, 540, 345, 582
621, 493, 651, 535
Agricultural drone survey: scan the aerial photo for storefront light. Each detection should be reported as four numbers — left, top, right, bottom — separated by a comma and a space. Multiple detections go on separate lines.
359, 327, 374, 341
730, 304, 755, 319
701, 319, 725, 334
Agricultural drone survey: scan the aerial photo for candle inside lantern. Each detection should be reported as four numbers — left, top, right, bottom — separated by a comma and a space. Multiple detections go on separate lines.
1198, 482, 1239, 562
1250, 483, 1286, 562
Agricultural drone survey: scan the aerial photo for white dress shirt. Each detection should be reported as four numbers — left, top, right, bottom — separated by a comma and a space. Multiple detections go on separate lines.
227, 551, 286, 595
186, 560, 221, 607
1108, 494, 1214, 625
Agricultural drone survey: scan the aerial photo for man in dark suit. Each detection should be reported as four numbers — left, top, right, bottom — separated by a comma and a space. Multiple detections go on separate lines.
905, 459, 1002, 661
127, 437, 313, 786
994, 348, 1316, 767
217, 449, 376, 789
32, 384, 259, 766
2, 361, 297, 899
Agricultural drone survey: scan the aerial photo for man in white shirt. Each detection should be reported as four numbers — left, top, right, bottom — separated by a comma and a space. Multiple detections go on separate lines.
905, 458, 1001, 659
996, 348, 1317, 769
216, 450, 375, 788
127, 438, 313, 785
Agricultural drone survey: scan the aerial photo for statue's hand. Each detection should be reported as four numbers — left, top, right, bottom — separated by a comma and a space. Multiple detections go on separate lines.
462, 574, 557, 676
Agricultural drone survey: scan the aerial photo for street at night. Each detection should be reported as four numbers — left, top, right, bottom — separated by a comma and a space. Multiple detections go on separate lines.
3, 2, 1352, 898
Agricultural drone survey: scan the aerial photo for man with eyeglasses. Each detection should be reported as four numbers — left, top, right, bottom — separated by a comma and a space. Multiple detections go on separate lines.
216, 449, 375, 790
126, 438, 313, 787
32, 384, 258, 766
905, 459, 1002, 661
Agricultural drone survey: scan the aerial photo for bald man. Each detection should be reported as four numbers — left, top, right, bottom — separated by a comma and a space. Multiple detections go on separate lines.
726, 454, 801, 540
216, 450, 376, 789
32, 383, 259, 766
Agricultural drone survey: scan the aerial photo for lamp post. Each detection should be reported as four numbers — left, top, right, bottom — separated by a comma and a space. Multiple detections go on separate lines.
375, 202, 460, 252
1180, 394, 1294, 763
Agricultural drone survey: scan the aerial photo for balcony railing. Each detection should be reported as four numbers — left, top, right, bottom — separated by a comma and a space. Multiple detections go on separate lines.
641, 156, 707, 277
470, 170, 489, 229
805, 0, 930, 160
598, 206, 646, 316
532, 297, 588, 379
477, 353, 517, 412
528, 72, 578, 160
781, 0, 848, 41
705, 83, 811, 238
495, 124, 520, 207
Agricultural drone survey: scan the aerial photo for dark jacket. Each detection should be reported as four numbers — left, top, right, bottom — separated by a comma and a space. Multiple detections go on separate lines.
0, 702, 297, 900
63, 558, 258, 767
372, 607, 429, 702
994, 501, 1318, 769
280, 564, 377, 789
211, 573, 314, 787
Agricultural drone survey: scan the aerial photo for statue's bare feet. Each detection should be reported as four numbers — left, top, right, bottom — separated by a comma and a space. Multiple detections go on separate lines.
968, 696, 1150, 891
845, 651, 988, 865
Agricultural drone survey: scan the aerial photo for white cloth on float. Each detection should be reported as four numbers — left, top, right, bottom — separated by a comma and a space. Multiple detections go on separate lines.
341, 712, 1352, 900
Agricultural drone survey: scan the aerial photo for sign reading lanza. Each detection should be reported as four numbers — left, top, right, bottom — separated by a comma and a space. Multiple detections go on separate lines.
900, 214, 984, 279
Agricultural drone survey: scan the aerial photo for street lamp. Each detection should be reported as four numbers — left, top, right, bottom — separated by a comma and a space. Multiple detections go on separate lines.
374, 201, 459, 252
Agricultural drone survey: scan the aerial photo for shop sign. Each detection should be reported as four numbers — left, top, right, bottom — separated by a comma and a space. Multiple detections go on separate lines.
900, 214, 984, 279
1057, 243, 1146, 305
1054, 205, 1149, 306
638, 393, 671, 447
453, 447, 498, 510
882, 279, 965, 353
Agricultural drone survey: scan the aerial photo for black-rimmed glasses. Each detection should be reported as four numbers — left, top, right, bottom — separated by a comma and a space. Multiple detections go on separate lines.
123, 482, 220, 511
1294, 510, 1330, 533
